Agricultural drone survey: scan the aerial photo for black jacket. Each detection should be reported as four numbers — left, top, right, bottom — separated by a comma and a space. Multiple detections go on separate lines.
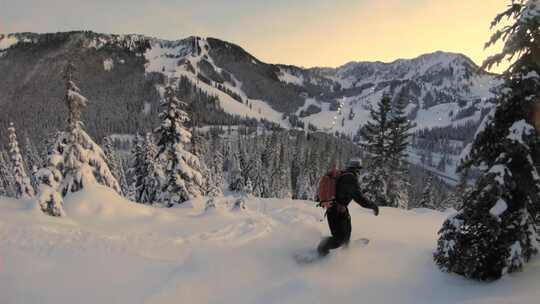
335, 169, 377, 210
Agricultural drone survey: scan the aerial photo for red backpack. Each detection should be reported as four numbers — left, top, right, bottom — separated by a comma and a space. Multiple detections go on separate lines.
318, 164, 340, 205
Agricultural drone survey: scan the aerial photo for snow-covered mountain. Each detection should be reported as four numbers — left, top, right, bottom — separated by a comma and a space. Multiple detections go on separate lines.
0, 31, 501, 144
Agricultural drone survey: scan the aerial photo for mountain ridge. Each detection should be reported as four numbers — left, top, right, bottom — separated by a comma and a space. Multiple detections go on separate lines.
0, 31, 502, 147
0, 31, 498, 77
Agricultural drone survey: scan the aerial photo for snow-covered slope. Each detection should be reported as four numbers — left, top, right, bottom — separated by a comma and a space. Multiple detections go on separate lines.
140, 37, 501, 137
143, 37, 286, 125
307, 52, 501, 134
136, 35, 502, 135
1, 186, 538, 304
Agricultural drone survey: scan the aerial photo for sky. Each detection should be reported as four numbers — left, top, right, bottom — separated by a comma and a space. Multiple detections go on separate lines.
0, 0, 510, 72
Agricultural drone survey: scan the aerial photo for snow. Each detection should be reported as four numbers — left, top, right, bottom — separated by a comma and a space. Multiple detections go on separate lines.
143, 38, 286, 126
523, 70, 540, 80
508, 119, 534, 144
138, 36, 499, 141
277, 68, 304, 86
103, 58, 114, 71
143, 101, 152, 115
490, 199, 508, 217
0, 35, 19, 50
474, 107, 496, 138
1, 186, 540, 304
489, 164, 510, 185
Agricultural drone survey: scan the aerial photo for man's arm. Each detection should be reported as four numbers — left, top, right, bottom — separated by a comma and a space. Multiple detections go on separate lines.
341, 173, 379, 215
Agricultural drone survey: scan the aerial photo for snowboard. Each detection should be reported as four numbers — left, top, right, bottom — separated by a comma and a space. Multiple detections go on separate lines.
293, 238, 370, 265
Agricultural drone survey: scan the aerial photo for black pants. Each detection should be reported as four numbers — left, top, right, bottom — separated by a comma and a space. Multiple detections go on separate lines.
317, 208, 351, 256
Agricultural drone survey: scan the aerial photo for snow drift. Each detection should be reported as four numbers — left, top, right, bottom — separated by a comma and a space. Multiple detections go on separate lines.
0, 186, 539, 304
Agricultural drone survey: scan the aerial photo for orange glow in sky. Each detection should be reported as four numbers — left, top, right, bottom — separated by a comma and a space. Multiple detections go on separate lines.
1, 0, 510, 72
232, 0, 510, 72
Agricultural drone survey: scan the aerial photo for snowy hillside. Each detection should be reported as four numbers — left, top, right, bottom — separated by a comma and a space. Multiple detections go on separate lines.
1, 185, 539, 304
139, 37, 503, 136
143, 36, 286, 125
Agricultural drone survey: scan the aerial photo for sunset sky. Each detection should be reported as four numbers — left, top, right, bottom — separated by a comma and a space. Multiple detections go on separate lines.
1, 0, 510, 72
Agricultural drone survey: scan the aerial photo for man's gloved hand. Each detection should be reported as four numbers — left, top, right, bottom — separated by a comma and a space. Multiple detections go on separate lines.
373, 205, 380, 216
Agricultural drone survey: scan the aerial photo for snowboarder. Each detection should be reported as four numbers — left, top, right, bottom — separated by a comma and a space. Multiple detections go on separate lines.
317, 158, 379, 257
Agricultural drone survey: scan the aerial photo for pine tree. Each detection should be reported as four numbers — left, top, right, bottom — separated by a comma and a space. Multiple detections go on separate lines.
248, 147, 264, 197
238, 138, 258, 195
360, 95, 393, 206
274, 141, 292, 198
190, 115, 214, 196
291, 133, 307, 199
129, 133, 161, 204
103, 136, 127, 195
304, 148, 322, 201
128, 134, 145, 201
141, 133, 161, 203
60, 63, 121, 195
417, 175, 434, 209
441, 192, 460, 210
296, 164, 314, 200
36, 63, 121, 216
454, 167, 471, 209
434, 1, 540, 280
244, 177, 254, 196
36, 132, 65, 217
228, 151, 244, 192
155, 86, 204, 206
207, 148, 224, 198
259, 134, 278, 197
0, 152, 14, 197
7, 123, 35, 199
23, 137, 41, 192
388, 97, 413, 209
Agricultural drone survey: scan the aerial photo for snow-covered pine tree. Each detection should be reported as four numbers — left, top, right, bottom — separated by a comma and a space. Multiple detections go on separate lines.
388, 96, 413, 209
103, 136, 128, 195
275, 141, 292, 198
291, 133, 307, 199
417, 175, 434, 209
61, 63, 121, 195
259, 132, 280, 197
7, 123, 35, 199
441, 192, 460, 211
190, 113, 215, 196
155, 86, 204, 206
23, 137, 41, 192
128, 133, 160, 204
0, 151, 14, 197
296, 165, 314, 200
248, 148, 264, 197
305, 147, 322, 200
244, 177, 254, 196
360, 95, 393, 206
0, 169, 6, 197
140, 132, 161, 204
434, 0, 540, 280
36, 132, 66, 216
128, 133, 145, 201
207, 151, 224, 198
228, 151, 245, 192
238, 138, 257, 195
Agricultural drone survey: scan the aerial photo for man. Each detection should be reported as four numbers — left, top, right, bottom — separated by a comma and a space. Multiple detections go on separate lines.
317, 158, 379, 257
